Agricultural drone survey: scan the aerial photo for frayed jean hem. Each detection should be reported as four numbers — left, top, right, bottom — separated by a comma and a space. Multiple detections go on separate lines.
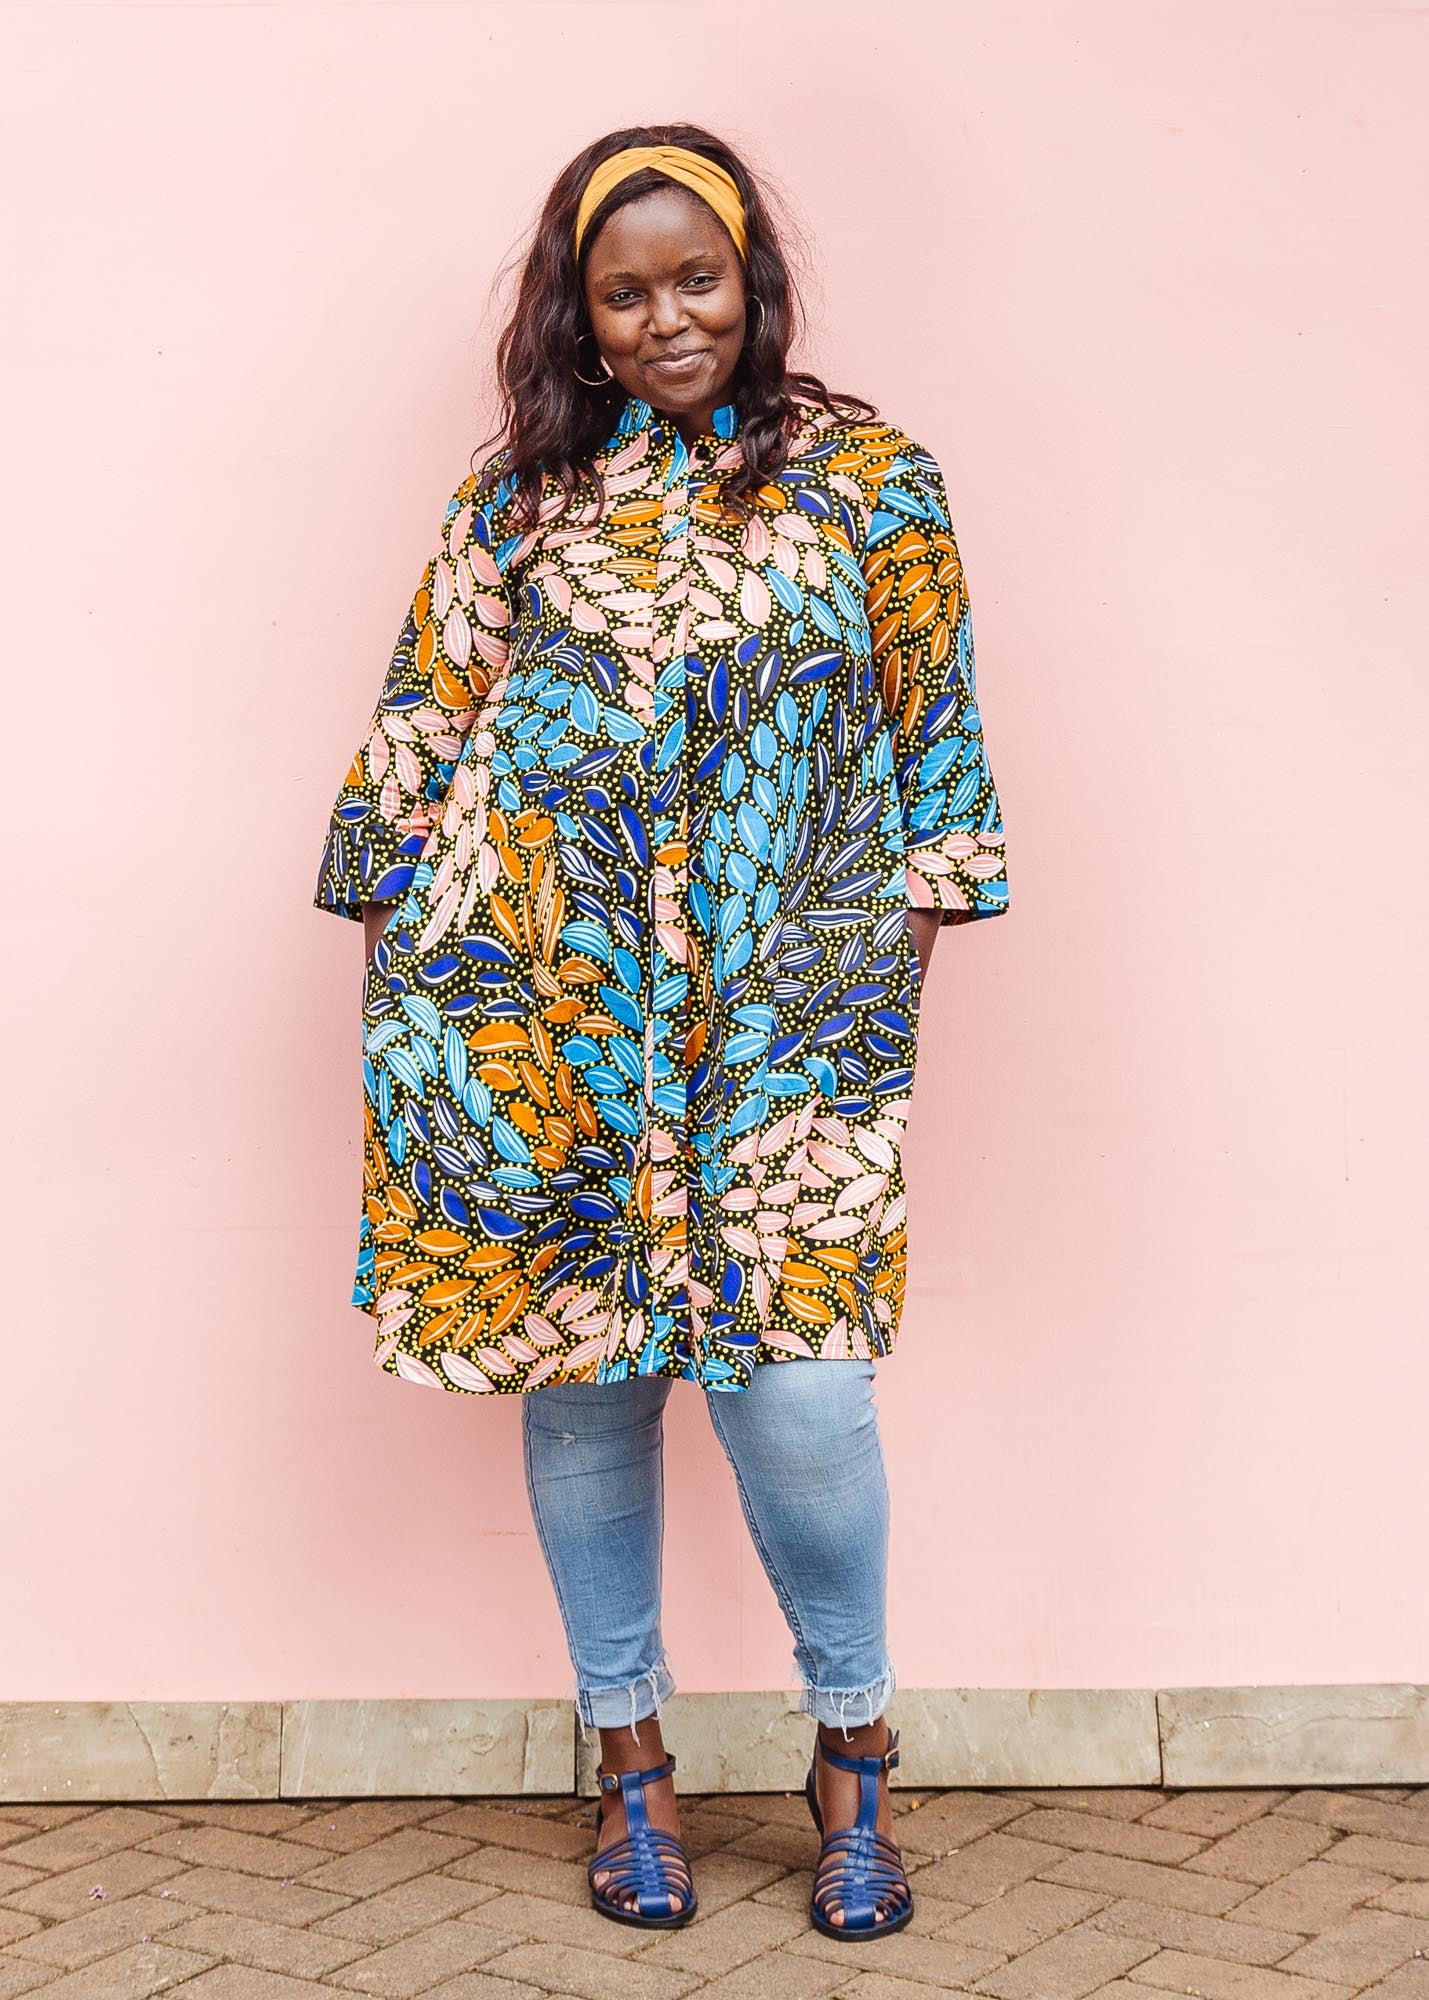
574, 1656, 676, 1740
800, 1663, 897, 1737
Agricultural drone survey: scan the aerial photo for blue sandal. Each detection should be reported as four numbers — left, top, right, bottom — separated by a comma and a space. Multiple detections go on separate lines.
588, 1752, 697, 1930
804, 1727, 915, 1940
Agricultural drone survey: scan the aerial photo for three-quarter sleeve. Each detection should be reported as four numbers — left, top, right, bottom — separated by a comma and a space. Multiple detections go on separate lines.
312, 472, 515, 922
861, 437, 1009, 924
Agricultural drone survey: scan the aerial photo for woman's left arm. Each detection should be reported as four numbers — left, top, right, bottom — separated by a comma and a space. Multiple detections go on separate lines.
861, 434, 1010, 975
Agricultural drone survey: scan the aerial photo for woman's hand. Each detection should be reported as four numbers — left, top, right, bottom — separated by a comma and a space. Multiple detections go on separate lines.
361, 900, 396, 964
908, 909, 942, 983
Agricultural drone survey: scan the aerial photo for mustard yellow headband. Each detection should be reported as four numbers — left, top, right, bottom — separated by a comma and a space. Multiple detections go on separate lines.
573, 145, 748, 264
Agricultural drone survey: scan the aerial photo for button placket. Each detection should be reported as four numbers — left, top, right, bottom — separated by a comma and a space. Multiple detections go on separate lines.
677, 450, 702, 1373
599, 407, 729, 1379
646, 420, 702, 1367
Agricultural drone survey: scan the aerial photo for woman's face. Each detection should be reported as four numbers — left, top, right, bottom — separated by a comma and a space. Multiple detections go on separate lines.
582, 185, 748, 437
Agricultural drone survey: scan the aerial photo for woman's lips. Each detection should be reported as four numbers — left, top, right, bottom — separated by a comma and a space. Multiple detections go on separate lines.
646, 350, 709, 376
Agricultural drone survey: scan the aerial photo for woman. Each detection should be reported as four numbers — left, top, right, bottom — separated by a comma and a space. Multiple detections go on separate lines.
313, 125, 1009, 1940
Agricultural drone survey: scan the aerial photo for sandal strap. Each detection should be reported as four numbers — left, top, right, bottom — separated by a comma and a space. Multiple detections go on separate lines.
816, 1727, 900, 1777
593, 1754, 677, 1853
595, 1752, 677, 1796
591, 1827, 693, 1884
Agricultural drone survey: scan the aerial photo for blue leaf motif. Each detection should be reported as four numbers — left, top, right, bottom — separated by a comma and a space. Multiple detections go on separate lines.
707, 654, 729, 724
443, 1025, 468, 1095
492, 1117, 532, 1164
570, 684, 601, 734
735, 803, 771, 858
477, 1207, 528, 1240
460, 936, 517, 968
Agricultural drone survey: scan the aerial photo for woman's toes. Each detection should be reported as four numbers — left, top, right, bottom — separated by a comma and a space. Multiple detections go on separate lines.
592, 1865, 627, 1907
821, 1893, 904, 1929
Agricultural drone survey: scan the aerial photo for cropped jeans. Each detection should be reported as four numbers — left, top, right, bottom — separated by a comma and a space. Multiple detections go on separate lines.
521, 1357, 895, 1737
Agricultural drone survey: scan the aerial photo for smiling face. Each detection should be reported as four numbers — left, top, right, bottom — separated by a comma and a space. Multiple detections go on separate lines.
581, 183, 748, 442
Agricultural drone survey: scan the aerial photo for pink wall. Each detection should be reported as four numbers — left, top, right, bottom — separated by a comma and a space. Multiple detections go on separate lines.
5, 3, 1426, 1703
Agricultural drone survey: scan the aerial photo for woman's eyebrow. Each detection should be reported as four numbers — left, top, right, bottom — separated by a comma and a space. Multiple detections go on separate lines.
597, 252, 726, 283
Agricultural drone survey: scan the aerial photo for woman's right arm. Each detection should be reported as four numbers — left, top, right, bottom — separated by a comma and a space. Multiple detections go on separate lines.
311, 467, 515, 930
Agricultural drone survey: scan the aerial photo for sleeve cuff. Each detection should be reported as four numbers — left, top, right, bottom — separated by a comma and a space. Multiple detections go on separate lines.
904, 829, 1009, 924
312, 809, 430, 922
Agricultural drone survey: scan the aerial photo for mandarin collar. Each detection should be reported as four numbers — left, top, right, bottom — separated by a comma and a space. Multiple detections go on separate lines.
602, 390, 741, 456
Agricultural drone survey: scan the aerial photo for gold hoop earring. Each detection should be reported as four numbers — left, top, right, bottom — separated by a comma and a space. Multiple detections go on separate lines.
573, 336, 615, 387
745, 296, 767, 344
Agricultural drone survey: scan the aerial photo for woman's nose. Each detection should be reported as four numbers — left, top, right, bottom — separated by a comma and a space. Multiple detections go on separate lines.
646, 294, 691, 334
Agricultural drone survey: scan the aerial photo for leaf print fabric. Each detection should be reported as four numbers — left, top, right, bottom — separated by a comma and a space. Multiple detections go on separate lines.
313, 391, 1008, 1396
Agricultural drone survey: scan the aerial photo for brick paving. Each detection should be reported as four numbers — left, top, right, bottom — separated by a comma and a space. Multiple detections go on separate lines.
2, 1784, 1428, 1998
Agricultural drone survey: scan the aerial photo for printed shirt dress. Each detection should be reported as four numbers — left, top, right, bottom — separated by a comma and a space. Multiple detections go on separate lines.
312, 388, 1009, 1397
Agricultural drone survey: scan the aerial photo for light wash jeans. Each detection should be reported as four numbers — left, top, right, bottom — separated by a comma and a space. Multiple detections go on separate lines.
521, 1358, 895, 1737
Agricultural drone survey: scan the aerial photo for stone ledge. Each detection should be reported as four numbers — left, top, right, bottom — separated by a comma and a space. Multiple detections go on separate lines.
1160, 1683, 1429, 1786
282, 1698, 572, 1798
2, 1685, 1425, 1801
0, 1702, 282, 1803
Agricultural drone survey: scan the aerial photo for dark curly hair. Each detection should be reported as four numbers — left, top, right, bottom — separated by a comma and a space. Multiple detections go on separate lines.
469, 123, 879, 535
